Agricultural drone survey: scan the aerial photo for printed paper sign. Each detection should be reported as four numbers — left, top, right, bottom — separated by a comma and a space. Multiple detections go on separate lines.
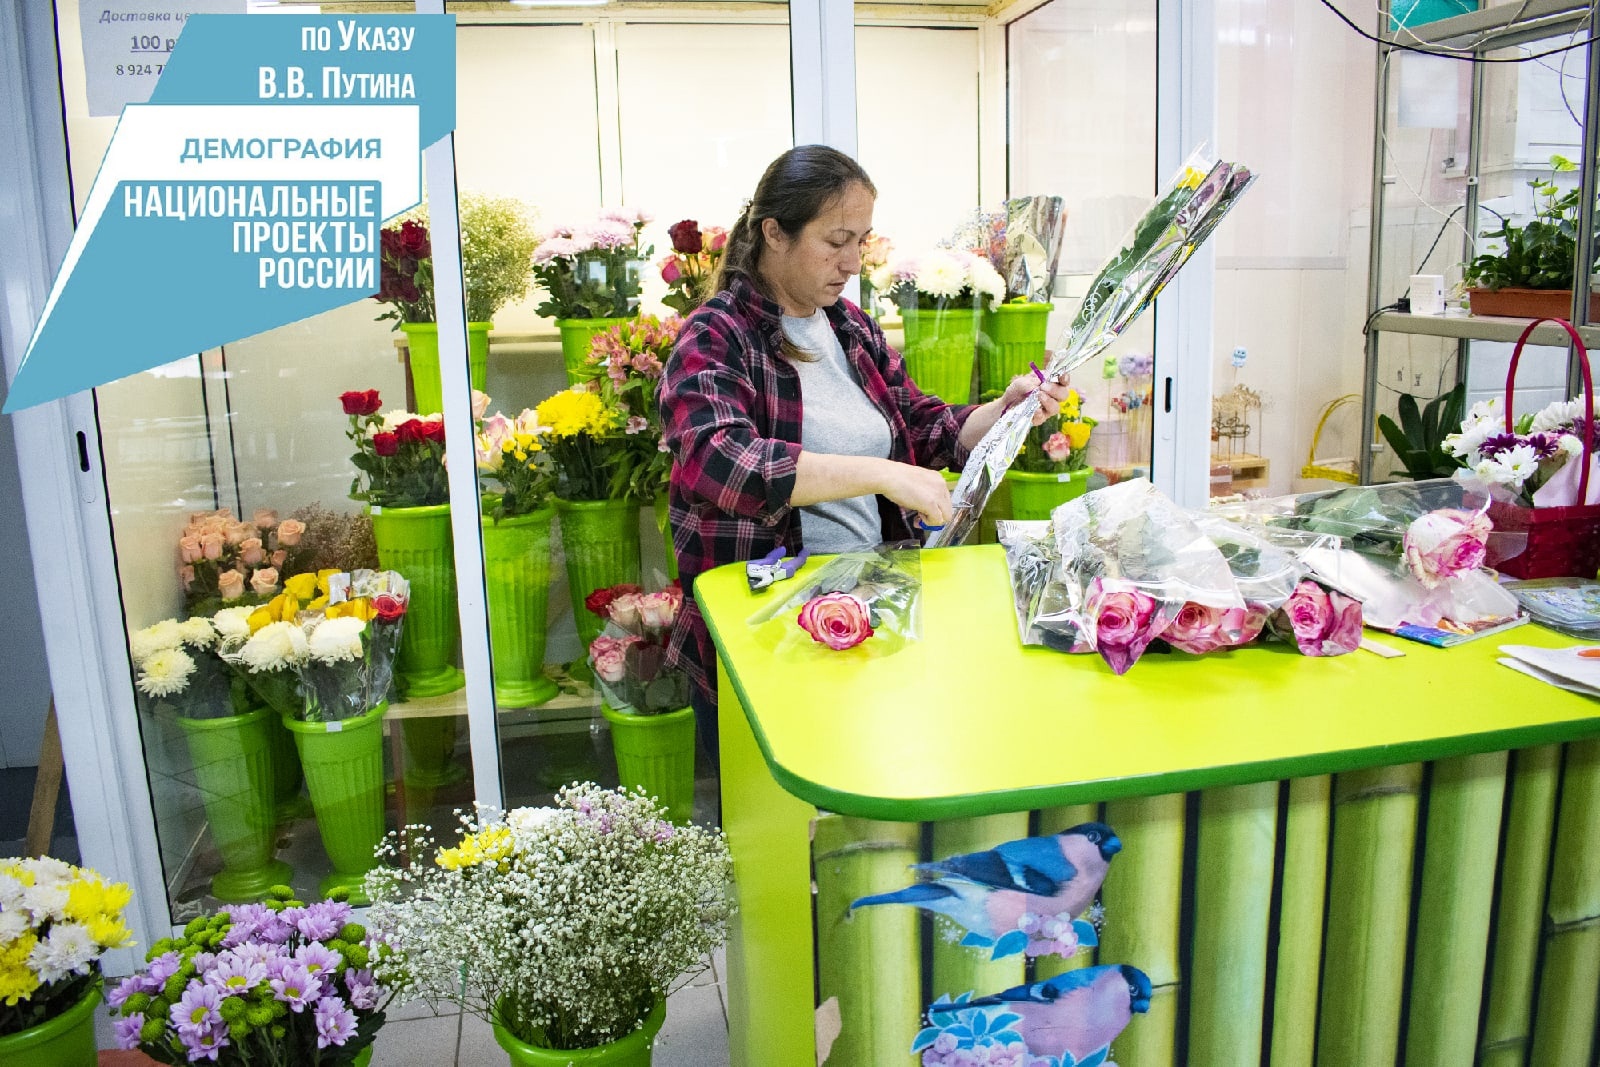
78, 1, 245, 118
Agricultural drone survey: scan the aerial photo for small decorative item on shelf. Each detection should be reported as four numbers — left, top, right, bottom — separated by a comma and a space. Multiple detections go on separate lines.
876, 248, 1005, 404
373, 196, 540, 414
365, 784, 734, 1067
284, 570, 408, 902
586, 582, 693, 822
658, 219, 727, 316
1097, 351, 1154, 473
536, 386, 646, 648
856, 232, 892, 319
1209, 383, 1269, 495
108, 886, 394, 1066
178, 506, 313, 614
533, 209, 653, 384
1005, 389, 1095, 519
0, 857, 131, 1066
586, 315, 681, 579
476, 398, 560, 708
1445, 318, 1600, 578
1464, 155, 1600, 320
130, 614, 292, 901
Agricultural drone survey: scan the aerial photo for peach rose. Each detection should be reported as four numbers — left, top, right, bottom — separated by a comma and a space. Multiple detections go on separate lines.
270, 549, 287, 568
239, 537, 265, 567
200, 533, 225, 560
225, 522, 254, 546
252, 508, 279, 530
217, 570, 246, 600
178, 565, 195, 589
179, 536, 203, 564
249, 567, 279, 597
275, 519, 306, 547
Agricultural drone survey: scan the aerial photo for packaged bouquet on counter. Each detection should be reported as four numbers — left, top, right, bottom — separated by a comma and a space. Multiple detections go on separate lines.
746, 544, 923, 658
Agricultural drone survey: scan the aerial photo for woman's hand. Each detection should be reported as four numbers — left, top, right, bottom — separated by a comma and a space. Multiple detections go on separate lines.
999, 372, 1074, 426
879, 463, 953, 529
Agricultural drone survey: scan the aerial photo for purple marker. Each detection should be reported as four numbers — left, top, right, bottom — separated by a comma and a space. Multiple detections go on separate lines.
1030, 361, 1046, 384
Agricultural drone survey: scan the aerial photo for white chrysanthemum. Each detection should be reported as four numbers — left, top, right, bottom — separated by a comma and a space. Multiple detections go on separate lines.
212, 607, 255, 647
0, 907, 28, 942
178, 617, 217, 650
20, 881, 68, 925
915, 251, 967, 300
1499, 444, 1541, 487
1532, 398, 1583, 434
369, 409, 415, 437
24, 857, 73, 887
239, 621, 309, 673
136, 647, 196, 698
1444, 419, 1496, 461
969, 258, 1006, 307
1558, 433, 1586, 458
129, 619, 184, 663
28, 921, 95, 984
1472, 457, 1506, 486
1463, 397, 1503, 427
506, 806, 560, 834
308, 616, 366, 664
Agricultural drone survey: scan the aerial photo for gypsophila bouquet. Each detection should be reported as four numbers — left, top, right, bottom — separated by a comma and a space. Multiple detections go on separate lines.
1014, 390, 1095, 475
1446, 395, 1595, 507
0, 857, 132, 1038
586, 583, 688, 714
533, 209, 653, 321
476, 399, 555, 522
875, 248, 1005, 312
290, 571, 409, 722
585, 314, 680, 500
535, 386, 637, 502
341, 389, 449, 509
658, 220, 727, 316
130, 616, 253, 720
108, 886, 394, 1065
180, 507, 312, 612
364, 785, 733, 1053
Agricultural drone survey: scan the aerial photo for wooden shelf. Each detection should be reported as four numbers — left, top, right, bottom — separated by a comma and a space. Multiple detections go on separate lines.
1370, 312, 1600, 348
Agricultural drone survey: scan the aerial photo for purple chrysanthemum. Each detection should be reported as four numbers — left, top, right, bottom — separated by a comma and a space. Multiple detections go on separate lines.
147, 951, 183, 984
112, 1012, 145, 1050
178, 1022, 229, 1062
345, 968, 380, 1011
1479, 432, 1521, 458
203, 954, 268, 995
313, 994, 359, 1048
295, 942, 343, 977
269, 963, 323, 1012
1526, 432, 1562, 459
170, 982, 223, 1034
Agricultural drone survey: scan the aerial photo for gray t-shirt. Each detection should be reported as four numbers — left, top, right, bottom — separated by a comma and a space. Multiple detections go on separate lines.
782, 310, 892, 554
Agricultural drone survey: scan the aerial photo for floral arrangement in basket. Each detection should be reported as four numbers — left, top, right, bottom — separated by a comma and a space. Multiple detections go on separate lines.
658, 220, 727, 316
364, 785, 734, 1054
586, 583, 687, 714
532, 209, 653, 321
0, 857, 131, 1037
873, 248, 1005, 312
108, 886, 395, 1064
372, 194, 540, 327
1446, 395, 1595, 508
475, 397, 555, 522
1014, 389, 1094, 475
179, 508, 312, 611
340, 389, 448, 509
534, 386, 653, 502
585, 314, 680, 500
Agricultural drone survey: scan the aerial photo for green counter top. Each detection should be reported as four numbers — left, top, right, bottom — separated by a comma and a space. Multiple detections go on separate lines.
697, 543, 1600, 821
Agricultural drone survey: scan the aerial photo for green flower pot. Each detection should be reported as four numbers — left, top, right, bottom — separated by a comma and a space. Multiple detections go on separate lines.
652, 495, 679, 582
283, 702, 387, 904
1005, 468, 1092, 520
555, 498, 642, 648
900, 306, 979, 405
493, 997, 665, 1067
177, 707, 292, 902
0, 982, 100, 1066
484, 508, 560, 708
401, 321, 490, 416
557, 316, 633, 386
979, 301, 1053, 396
602, 705, 696, 823
267, 712, 309, 824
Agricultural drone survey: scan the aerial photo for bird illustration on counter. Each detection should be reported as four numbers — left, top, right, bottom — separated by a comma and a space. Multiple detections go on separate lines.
942, 964, 1152, 1067
849, 822, 1121, 960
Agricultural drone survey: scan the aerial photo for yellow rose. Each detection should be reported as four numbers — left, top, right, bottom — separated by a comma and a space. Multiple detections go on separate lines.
1065, 422, 1092, 450
283, 572, 319, 603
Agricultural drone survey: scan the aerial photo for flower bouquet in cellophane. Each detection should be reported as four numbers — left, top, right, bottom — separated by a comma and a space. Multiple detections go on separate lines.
585, 583, 689, 715
290, 571, 410, 723
746, 544, 923, 659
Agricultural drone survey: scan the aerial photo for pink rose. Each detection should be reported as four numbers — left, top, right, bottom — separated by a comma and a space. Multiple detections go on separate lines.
704, 226, 728, 252
589, 635, 627, 684
1087, 580, 1166, 675
179, 536, 203, 564
1166, 601, 1227, 654
239, 537, 265, 567
1222, 604, 1271, 648
797, 592, 875, 651
217, 570, 246, 600
1275, 580, 1363, 656
252, 508, 278, 530
1323, 589, 1365, 655
658, 255, 683, 285
249, 567, 279, 597
609, 592, 644, 631
270, 549, 287, 568
1403, 508, 1491, 588
472, 389, 491, 420
275, 519, 305, 547
200, 533, 225, 561
1042, 432, 1072, 463
638, 591, 677, 632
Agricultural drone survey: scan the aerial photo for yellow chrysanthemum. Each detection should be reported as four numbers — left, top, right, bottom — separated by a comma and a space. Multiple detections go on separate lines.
1064, 421, 1092, 450
535, 388, 617, 440
63, 876, 132, 926
0, 935, 40, 1005
1179, 166, 1205, 190
316, 569, 342, 595
86, 914, 133, 950
435, 826, 515, 870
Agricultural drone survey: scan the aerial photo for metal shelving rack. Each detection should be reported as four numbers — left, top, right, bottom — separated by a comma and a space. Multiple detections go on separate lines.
1359, 0, 1599, 482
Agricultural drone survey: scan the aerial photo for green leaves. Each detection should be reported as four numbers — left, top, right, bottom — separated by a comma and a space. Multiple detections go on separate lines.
1376, 382, 1467, 480
1465, 156, 1592, 291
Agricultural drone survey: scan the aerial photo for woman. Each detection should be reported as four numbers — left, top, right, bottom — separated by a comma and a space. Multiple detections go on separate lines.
658, 145, 1071, 761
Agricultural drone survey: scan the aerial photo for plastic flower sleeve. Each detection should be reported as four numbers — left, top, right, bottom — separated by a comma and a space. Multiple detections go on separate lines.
1002, 195, 1067, 302
997, 519, 1091, 652
746, 544, 922, 658
930, 150, 1256, 548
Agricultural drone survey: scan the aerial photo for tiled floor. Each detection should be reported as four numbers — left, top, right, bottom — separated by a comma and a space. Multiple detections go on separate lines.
95, 946, 731, 1065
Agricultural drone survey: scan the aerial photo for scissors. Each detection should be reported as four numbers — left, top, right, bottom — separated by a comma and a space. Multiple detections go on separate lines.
747, 546, 810, 591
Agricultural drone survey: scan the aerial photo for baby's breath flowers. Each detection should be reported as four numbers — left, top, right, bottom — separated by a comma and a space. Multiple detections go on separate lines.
365, 784, 735, 1052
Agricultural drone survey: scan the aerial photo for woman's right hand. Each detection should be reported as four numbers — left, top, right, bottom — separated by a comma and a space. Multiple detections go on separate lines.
880, 462, 953, 529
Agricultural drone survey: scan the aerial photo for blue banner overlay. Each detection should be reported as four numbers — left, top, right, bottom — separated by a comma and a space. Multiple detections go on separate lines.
5, 15, 455, 412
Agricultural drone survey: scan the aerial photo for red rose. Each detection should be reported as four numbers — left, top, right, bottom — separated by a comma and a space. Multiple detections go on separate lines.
584, 582, 643, 617
420, 419, 447, 444
668, 219, 703, 255
340, 389, 382, 416
372, 593, 406, 623
395, 419, 428, 443
372, 431, 400, 457
397, 219, 431, 258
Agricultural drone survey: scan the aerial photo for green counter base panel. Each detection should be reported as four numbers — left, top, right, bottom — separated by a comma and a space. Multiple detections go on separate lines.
696, 545, 1600, 821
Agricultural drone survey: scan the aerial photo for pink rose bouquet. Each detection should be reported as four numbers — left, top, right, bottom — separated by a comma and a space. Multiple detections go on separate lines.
179, 507, 312, 612
586, 581, 688, 714
1271, 579, 1363, 657
660, 219, 727, 316
1403, 508, 1492, 588
747, 545, 923, 658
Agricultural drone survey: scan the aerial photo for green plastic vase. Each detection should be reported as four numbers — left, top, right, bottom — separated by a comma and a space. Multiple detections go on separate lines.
1006, 468, 1092, 521
483, 508, 560, 708
177, 707, 292, 902
401, 322, 490, 416
283, 702, 388, 904
556, 316, 632, 386
493, 997, 665, 1067
555, 498, 642, 648
652, 495, 679, 581
900, 306, 979, 405
267, 712, 309, 824
603, 705, 696, 823
979, 301, 1053, 396
0, 982, 100, 1067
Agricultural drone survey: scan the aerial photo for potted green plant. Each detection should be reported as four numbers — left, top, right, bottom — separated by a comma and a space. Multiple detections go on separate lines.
1465, 155, 1600, 319
366, 785, 734, 1067
374, 195, 539, 414
532, 209, 653, 384
0, 857, 131, 1066
1004, 388, 1097, 519
1376, 382, 1467, 480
